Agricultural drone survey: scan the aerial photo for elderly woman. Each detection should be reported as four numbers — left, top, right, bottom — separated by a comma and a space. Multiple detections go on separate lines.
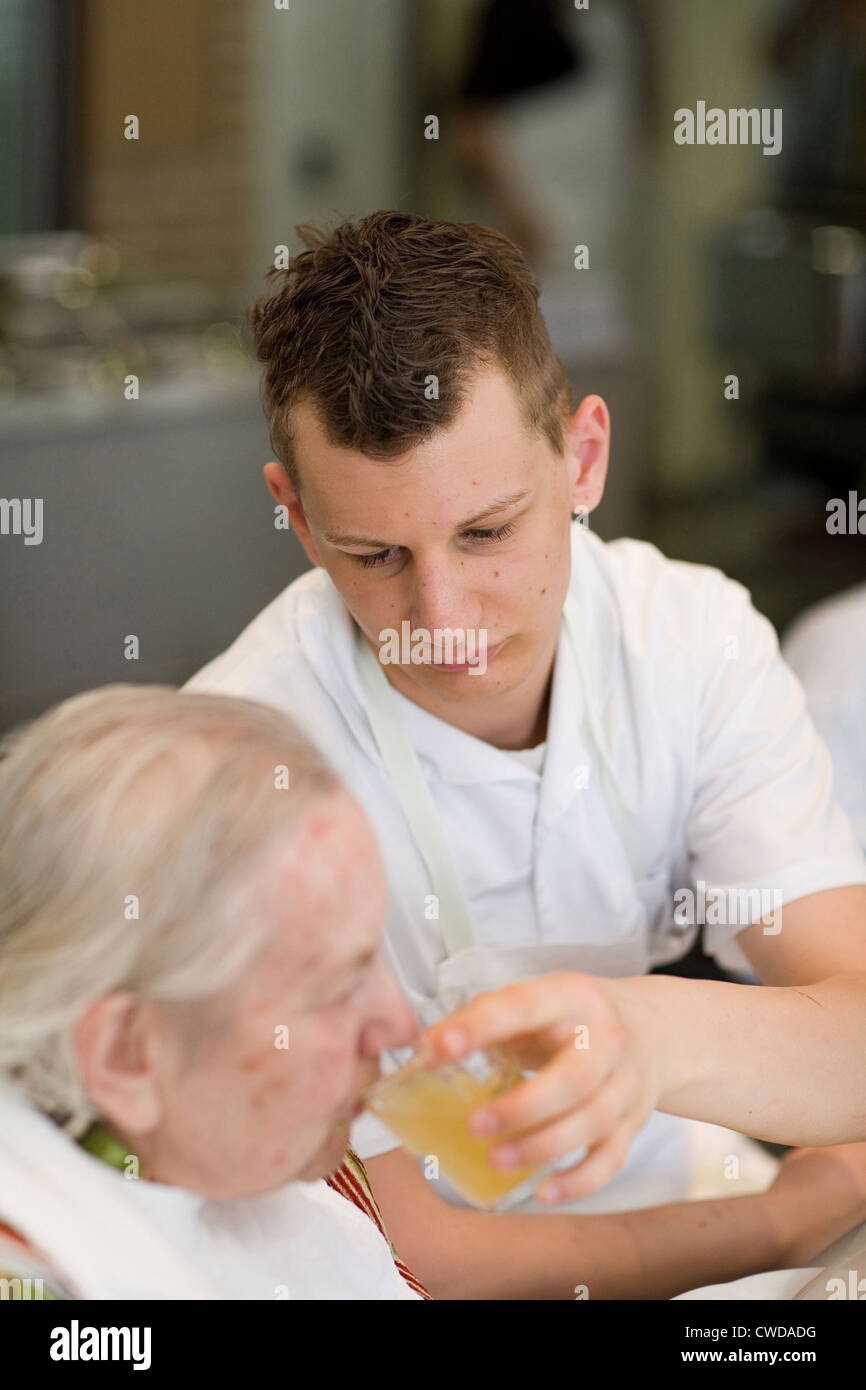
1, 685, 866, 1301
0, 684, 425, 1299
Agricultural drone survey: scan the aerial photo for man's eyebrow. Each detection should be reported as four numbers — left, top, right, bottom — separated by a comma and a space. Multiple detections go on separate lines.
458, 489, 531, 528
322, 490, 531, 548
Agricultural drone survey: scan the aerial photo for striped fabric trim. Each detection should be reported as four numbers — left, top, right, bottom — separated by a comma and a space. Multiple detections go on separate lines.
325, 1149, 432, 1300
0, 1222, 69, 1300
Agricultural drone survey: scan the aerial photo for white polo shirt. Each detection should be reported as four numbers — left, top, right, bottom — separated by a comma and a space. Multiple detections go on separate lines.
185, 528, 866, 1162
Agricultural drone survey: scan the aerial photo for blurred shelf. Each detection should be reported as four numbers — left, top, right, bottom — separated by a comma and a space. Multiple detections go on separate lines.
0, 369, 261, 444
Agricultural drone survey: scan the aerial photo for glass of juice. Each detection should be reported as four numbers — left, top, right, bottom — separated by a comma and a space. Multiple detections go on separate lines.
362, 1042, 547, 1210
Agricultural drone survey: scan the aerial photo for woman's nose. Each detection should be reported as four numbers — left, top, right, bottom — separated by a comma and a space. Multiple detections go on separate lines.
369, 967, 420, 1053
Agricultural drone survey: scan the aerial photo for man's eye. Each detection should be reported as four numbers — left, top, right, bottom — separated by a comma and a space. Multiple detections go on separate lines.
358, 547, 399, 569
464, 521, 517, 544
354, 521, 517, 569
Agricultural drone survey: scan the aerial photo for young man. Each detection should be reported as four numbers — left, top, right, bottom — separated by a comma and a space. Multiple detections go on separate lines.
185, 211, 866, 1296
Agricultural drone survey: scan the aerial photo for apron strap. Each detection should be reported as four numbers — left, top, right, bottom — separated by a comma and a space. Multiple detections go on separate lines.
562, 593, 644, 881
354, 597, 644, 958
354, 628, 476, 957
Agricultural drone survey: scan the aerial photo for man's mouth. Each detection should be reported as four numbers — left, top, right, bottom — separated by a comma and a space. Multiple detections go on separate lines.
429, 639, 504, 672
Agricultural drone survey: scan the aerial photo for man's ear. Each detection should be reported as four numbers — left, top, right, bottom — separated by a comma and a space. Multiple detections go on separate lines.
263, 462, 322, 567
75, 993, 172, 1137
566, 395, 610, 517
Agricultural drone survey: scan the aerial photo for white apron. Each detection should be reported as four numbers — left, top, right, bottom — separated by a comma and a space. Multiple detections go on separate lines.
354, 591, 692, 1212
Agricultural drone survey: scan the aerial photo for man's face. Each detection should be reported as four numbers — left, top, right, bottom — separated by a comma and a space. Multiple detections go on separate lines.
116, 791, 418, 1198
268, 369, 609, 714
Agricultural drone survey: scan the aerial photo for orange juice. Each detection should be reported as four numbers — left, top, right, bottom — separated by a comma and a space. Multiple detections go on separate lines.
364, 1050, 538, 1209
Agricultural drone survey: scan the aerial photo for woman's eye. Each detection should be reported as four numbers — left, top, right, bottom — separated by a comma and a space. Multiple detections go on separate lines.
323, 977, 357, 1007
329, 962, 371, 1005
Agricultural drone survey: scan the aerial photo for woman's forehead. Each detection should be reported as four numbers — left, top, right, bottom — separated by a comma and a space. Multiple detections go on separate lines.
245, 801, 384, 949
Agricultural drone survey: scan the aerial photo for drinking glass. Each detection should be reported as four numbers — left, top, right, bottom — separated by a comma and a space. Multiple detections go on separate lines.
362, 989, 557, 1210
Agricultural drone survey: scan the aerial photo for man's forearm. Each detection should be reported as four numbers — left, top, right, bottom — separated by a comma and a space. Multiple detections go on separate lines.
609, 971, 866, 1146
429, 1189, 788, 1300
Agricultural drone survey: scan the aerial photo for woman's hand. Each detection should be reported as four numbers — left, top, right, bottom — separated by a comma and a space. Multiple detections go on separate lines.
416, 972, 666, 1204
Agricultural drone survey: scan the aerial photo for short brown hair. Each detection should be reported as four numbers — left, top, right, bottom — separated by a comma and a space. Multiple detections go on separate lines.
246, 210, 573, 496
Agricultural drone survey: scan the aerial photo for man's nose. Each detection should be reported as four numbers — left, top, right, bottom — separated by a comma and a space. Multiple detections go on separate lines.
409, 560, 474, 635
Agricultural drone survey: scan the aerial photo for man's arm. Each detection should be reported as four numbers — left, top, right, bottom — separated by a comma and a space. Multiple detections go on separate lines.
636, 559, 866, 1147
609, 886, 866, 1146
363, 1140, 864, 1301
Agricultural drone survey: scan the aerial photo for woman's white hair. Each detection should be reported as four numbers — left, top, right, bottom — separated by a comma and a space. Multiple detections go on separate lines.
0, 684, 340, 1136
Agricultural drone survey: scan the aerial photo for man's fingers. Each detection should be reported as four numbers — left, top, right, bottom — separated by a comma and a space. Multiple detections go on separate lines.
470, 1023, 631, 1142
532, 1114, 639, 1204
420, 972, 616, 1061
484, 1058, 640, 1172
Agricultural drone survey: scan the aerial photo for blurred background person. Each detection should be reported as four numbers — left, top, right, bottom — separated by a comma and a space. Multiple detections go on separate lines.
783, 581, 866, 854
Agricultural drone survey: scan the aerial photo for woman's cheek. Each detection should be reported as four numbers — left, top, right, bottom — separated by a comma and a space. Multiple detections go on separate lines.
308, 1018, 360, 1097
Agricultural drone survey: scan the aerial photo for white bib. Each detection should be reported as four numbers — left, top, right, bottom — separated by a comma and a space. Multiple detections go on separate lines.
0, 1083, 419, 1300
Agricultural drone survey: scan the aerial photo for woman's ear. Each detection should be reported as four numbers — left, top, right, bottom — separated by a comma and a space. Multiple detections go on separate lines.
74, 993, 173, 1137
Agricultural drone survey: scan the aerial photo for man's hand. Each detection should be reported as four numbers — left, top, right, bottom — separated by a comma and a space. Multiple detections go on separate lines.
767, 1142, 866, 1268
416, 972, 666, 1204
